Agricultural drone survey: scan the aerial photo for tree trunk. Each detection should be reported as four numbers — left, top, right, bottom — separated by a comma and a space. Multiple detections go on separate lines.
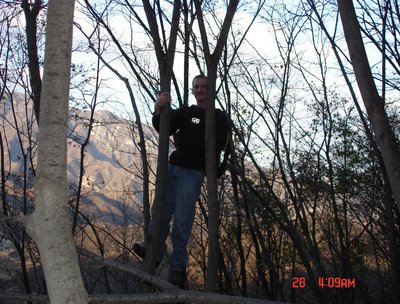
309, 2, 400, 301
194, 0, 240, 291
23, 0, 89, 303
21, 0, 42, 123
337, 0, 400, 212
141, 0, 181, 276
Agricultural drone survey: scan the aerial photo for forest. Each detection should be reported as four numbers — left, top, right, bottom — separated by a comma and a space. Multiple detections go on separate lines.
0, 0, 400, 303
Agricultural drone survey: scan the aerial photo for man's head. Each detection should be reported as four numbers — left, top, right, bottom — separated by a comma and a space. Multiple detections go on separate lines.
192, 75, 208, 109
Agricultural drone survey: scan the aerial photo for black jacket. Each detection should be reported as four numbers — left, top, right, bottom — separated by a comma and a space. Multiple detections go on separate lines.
152, 105, 231, 176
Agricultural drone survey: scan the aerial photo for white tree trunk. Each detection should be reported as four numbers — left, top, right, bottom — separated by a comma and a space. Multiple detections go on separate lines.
23, 0, 88, 303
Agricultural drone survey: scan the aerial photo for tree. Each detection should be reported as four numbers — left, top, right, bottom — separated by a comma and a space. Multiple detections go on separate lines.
21, 0, 43, 123
193, 0, 239, 291
2, 1, 399, 303
1, 2, 41, 297
337, 0, 400, 212
337, 1, 400, 300
22, 0, 89, 302
140, 0, 182, 277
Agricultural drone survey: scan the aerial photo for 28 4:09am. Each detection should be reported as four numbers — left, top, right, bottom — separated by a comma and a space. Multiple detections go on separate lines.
292, 277, 356, 289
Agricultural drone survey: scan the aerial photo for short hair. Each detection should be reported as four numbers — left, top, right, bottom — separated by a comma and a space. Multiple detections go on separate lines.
192, 74, 207, 85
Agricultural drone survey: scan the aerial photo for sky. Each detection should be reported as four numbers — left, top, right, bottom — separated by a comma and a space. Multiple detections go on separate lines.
70, 1, 338, 116
66, 0, 399, 141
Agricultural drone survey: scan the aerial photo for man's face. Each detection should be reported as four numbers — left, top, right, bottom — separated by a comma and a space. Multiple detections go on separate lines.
192, 77, 208, 108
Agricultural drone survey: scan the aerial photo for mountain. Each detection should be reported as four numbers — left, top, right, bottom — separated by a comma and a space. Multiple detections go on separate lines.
1, 92, 158, 226
0, 92, 163, 293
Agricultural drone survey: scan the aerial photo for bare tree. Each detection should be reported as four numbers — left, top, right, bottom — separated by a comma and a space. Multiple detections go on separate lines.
337, 0, 400, 211
0, 3, 40, 297
21, 0, 43, 123
22, 0, 89, 302
140, 0, 182, 277
193, 0, 239, 291
70, 29, 105, 235
2, 1, 398, 303
304, 1, 400, 302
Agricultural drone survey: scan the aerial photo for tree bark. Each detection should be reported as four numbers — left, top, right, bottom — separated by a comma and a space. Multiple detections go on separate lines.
194, 0, 239, 291
21, 0, 42, 123
23, 0, 89, 303
337, 0, 400, 212
308, 2, 400, 301
141, 0, 181, 276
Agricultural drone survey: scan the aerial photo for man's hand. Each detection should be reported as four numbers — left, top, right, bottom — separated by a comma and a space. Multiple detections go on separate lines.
154, 92, 171, 115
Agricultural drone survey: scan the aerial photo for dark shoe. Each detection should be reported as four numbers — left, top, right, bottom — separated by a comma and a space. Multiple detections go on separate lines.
168, 268, 187, 289
133, 243, 146, 259
133, 243, 161, 268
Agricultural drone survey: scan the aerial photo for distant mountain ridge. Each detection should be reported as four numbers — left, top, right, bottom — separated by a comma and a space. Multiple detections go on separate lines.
1, 92, 157, 226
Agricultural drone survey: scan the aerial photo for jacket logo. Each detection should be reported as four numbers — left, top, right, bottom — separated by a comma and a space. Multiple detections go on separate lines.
191, 118, 200, 124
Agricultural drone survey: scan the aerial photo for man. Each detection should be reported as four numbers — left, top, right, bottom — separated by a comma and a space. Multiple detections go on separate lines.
134, 74, 231, 288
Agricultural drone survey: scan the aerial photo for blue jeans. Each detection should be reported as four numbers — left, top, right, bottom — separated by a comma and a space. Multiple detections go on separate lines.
155, 163, 204, 270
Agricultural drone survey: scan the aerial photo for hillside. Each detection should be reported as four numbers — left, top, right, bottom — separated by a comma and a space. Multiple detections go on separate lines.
1, 92, 158, 226
1, 93, 163, 293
